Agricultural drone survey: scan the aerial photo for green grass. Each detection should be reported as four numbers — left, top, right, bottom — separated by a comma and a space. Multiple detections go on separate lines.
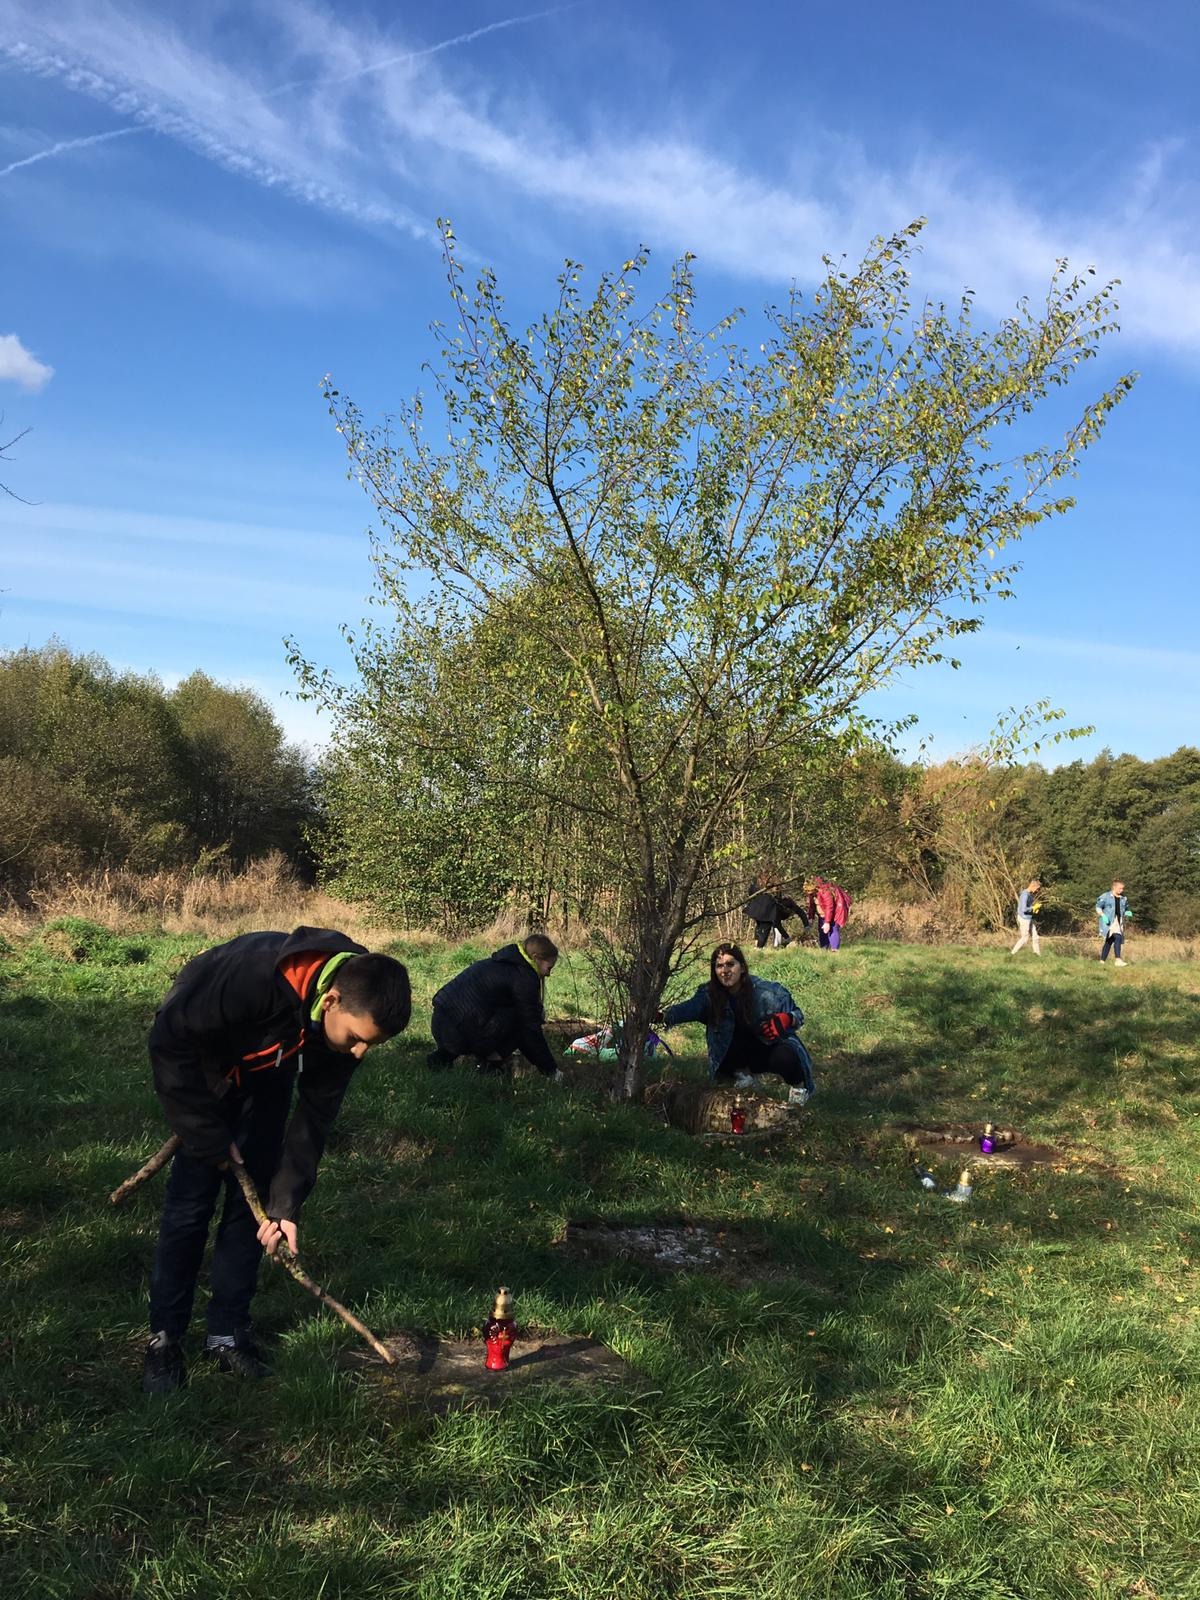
2, 931, 1198, 1598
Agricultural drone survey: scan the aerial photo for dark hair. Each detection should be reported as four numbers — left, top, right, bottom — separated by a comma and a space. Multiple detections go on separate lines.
708, 943, 754, 1026
335, 953, 412, 1037
523, 933, 559, 963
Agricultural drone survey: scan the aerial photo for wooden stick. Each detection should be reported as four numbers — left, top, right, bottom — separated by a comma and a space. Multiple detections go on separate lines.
230, 1160, 396, 1365
108, 1135, 181, 1206
109, 1137, 396, 1365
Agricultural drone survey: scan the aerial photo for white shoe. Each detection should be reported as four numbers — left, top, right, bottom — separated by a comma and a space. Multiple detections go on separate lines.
1114, 958, 1127, 967
733, 1073, 755, 1090
787, 1085, 811, 1108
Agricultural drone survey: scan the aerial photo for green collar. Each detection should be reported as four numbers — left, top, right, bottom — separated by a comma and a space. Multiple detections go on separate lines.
310, 951, 357, 1022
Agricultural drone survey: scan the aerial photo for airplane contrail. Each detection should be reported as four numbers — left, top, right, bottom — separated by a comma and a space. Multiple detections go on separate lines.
266, 5, 578, 97
0, 124, 142, 180
0, 6, 580, 227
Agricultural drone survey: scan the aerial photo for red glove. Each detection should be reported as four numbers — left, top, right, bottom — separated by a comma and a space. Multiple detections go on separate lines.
759, 1011, 792, 1043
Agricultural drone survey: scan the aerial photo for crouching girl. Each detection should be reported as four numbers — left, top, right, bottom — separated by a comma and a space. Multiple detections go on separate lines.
660, 944, 815, 1106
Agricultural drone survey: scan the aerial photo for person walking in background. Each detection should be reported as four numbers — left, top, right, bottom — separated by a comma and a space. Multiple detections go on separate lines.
427, 933, 561, 1075
1096, 880, 1131, 965
659, 943, 815, 1106
744, 878, 805, 949
1010, 878, 1043, 956
806, 878, 831, 945
808, 877, 850, 950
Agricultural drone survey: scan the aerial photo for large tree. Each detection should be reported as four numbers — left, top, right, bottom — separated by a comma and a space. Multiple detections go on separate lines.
170, 672, 314, 866
298, 219, 1133, 1097
0, 646, 315, 894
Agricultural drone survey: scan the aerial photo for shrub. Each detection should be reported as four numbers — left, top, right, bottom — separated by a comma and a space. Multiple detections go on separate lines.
1154, 892, 1200, 938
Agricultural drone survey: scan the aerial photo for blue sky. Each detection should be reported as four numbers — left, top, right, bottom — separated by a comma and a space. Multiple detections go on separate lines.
2, 0, 1198, 761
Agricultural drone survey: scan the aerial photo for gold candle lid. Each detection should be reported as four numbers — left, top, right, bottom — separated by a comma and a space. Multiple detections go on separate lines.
958, 1170, 972, 1186
983, 1122, 995, 1135
491, 1286, 513, 1319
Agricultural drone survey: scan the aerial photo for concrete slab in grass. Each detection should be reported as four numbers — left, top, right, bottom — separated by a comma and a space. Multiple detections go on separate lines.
891, 1123, 1101, 1171
343, 1330, 634, 1413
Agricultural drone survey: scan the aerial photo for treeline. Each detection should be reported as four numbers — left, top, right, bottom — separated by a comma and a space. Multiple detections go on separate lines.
873, 748, 1200, 936
5, 645, 1195, 937
0, 645, 314, 896
317, 726, 1200, 936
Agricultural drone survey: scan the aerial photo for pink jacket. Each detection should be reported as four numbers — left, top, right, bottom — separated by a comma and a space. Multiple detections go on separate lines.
809, 879, 850, 926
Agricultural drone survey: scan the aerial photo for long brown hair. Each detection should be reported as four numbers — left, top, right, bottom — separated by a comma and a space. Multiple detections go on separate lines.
708, 943, 754, 1026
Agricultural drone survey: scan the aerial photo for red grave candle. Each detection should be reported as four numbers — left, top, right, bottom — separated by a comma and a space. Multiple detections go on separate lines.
483, 1286, 517, 1370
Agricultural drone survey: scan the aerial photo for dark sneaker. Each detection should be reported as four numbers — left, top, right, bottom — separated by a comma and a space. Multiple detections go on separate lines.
426, 1047, 456, 1071
142, 1336, 186, 1395
203, 1334, 272, 1380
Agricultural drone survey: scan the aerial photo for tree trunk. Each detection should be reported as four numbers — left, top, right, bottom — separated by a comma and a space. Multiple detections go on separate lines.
617, 918, 682, 1102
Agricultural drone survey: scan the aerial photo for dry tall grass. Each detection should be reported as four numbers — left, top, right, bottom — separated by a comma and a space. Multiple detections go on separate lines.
2, 866, 1193, 962
0, 854, 417, 948
815, 896, 1196, 963
708, 894, 1195, 963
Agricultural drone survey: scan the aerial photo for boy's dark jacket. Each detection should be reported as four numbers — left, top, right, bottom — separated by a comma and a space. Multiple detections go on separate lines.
432, 943, 557, 1075
149, 927, 367, 1219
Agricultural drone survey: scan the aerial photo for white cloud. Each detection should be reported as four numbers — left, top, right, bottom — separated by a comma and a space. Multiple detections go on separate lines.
3, 532, 357, 628
1, 0, 1198, 354
18, 499, 360, 561
0, 331, 53, 389
984, 629, 1200, 674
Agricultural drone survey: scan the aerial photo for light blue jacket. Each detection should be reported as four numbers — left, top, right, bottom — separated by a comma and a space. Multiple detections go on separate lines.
663, 974, 815, 1093
1095, 890, 1131, 937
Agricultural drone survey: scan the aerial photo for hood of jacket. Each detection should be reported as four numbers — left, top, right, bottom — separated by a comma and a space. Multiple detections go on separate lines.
490, 943, 531, 969
277, 926, 367, 965
151, 926, 368, 1068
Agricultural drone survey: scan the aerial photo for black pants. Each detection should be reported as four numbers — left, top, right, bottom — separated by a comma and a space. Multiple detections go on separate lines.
717, 1035, 807, 1085
753, 919, 791, 949
429, 1005, 517, 1070
147, 1074, 291, 1340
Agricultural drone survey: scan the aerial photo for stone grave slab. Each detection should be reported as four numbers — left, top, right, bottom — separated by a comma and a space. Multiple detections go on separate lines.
891, 1123, 1086, 1171
343, 1330, 633, 1413
559, 1217, 771, 1278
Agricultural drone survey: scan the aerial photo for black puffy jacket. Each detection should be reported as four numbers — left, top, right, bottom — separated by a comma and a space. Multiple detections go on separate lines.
149, 926, 368, 1218
432, 943, 557, 1076
745, 889, 778, 923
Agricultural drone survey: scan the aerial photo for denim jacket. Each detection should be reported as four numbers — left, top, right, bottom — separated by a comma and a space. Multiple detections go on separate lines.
663, 974, 815, 1093
1095, 891, 1130, 937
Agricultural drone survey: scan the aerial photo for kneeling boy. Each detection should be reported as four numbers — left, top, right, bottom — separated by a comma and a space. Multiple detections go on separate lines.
427, 933, 559, 1077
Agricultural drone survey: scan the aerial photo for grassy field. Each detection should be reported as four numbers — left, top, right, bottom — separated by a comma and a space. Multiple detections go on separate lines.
2, 924, 1198, 1599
